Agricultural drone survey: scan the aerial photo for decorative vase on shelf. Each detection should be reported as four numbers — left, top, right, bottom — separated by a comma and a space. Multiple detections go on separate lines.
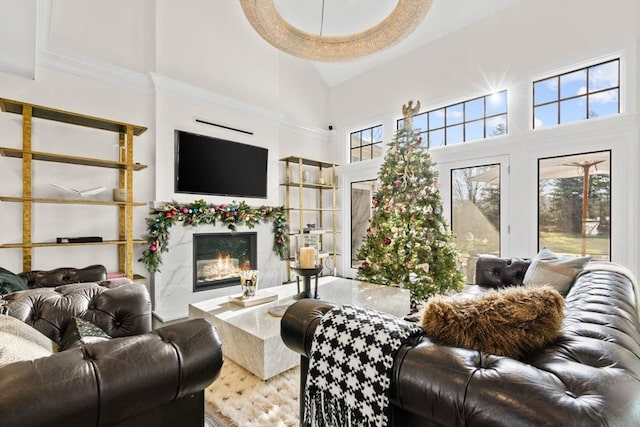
302, 170, 310, 183
112, 188, 126, 202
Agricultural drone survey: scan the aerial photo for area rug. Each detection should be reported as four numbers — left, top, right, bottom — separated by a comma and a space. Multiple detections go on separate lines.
205, 358, 300, 427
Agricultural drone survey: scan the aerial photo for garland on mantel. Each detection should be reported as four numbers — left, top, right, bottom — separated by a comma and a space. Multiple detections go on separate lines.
139, 199, 289, 273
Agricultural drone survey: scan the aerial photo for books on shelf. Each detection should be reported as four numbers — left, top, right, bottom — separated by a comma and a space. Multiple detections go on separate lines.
50, 183, 106, 198
303, 227, 325, 234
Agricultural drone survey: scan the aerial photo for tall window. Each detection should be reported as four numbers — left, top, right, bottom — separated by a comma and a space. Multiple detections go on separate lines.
533, 59, 620, 128
350, 124, 384, 163
397, 91, 507, 148
538, 151, 610, 260
451, 164, 501, 283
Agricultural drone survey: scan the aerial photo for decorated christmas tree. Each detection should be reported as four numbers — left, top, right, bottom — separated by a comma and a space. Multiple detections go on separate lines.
356, 100, 464, 309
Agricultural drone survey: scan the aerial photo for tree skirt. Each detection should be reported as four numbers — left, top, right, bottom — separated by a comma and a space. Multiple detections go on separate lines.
205, 358, 300, 426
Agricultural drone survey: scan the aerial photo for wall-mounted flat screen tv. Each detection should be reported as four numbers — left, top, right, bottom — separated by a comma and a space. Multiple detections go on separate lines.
175, 130, 268, 198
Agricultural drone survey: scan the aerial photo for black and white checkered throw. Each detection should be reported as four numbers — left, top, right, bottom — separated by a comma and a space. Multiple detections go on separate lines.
304, 304, 423, 427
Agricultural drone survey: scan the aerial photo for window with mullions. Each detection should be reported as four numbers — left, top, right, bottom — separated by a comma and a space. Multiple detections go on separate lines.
397, 91, 507, 148
350, 124, 384, 163
533, 59, 620, 128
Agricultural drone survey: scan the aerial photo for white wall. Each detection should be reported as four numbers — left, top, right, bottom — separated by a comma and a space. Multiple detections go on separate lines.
328, 1, 639, 132
332, 0, 640, 277
0, 0, 335, 286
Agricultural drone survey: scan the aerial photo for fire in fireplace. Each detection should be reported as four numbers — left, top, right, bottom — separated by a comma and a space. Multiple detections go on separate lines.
193, 232, 257, 292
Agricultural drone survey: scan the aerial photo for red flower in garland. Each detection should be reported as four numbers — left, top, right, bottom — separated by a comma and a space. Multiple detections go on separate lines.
384, 237, 392, 245
372, 199, 378, 207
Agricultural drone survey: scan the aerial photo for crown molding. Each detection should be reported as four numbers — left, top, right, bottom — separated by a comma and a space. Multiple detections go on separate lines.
149, 72, 330, 141
34, 49, 329, 140
33, 0, 328, 141
279, 120, 331, 142
37, 46, 153, 93
149, 72, 285, 122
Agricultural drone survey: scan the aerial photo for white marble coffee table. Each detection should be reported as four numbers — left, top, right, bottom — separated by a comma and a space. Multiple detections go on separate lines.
188, 276, 410, 380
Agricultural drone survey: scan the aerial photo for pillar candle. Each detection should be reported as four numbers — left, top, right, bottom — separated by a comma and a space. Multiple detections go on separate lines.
299, 247, 316, 268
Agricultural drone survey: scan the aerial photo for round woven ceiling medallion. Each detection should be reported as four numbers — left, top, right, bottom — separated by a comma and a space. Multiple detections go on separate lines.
239, 0, 433, 62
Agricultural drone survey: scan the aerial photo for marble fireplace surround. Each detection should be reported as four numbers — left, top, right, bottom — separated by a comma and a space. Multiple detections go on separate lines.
151, 221, 283, 321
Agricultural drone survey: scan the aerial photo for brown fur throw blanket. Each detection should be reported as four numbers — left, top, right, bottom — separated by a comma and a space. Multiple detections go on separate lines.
421, 285, 564, 359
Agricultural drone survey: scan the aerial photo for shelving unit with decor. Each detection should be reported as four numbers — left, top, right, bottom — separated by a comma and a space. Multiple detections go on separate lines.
280, 156, 340, 282
0, 98, 147, 279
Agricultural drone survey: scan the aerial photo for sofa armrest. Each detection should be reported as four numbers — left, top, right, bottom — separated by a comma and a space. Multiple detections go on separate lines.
0, 318, 223, 426
18, 265, 108, 288
281, 299, 337, 357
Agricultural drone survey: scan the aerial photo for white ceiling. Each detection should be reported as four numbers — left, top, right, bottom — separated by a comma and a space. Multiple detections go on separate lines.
274, 0, 400, 36
273, 0, 523, 86
0, 0, 522, 87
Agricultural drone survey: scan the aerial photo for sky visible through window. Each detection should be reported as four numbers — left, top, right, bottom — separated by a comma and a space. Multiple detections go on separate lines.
398, 91, 507, 147
534, 59, 619, 128
350, 124, 384, 162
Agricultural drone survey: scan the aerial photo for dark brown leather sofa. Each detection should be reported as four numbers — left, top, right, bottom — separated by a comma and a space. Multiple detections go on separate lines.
0, 265, 224, 427
281, 257, 640, 426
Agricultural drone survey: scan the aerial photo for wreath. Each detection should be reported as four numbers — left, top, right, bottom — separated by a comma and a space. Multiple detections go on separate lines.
139, 199, 288, 273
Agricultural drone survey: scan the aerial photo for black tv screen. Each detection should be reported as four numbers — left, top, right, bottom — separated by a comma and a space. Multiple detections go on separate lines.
175, 130, 268, 198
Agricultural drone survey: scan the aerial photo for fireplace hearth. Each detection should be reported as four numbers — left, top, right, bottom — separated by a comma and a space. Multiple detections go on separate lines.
193, 232, 257, 292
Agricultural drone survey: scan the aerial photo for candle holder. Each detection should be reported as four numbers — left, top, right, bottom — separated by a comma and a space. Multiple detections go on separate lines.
294, 234, 321, 269
291, 266, 323, 299
292, 234, 322, 299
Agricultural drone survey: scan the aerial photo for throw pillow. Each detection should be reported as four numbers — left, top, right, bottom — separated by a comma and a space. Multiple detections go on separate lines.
523, 247, 591, 295
0, 331, 52, 368
0, 266, 28, 295
0, 314, 59, 352
60, 317, 111, 351
421, 285, 564, 359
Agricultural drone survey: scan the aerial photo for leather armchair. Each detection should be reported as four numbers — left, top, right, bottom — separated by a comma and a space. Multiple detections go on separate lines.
0, 266, 224, 427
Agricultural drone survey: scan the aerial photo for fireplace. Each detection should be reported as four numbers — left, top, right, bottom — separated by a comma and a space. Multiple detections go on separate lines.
193, 232, 257, 292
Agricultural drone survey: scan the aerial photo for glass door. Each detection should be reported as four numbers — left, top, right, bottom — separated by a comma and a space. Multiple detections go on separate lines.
438, 156, 509, 283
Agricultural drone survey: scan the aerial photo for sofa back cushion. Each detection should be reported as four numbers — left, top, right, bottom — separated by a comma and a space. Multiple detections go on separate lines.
18, 264, 107, 288
474, 256, 531, 288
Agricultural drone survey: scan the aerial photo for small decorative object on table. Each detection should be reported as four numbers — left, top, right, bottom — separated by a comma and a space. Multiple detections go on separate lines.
231, 270, 277, 307
240, 270, 259, 298
292, 234, 323, 299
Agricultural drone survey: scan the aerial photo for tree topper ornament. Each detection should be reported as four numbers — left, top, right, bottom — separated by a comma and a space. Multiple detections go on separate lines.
402, 100, 421, 130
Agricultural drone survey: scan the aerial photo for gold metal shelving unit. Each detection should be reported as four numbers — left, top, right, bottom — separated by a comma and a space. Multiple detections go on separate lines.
280, 156, 340, 282
0, 97, 147, 278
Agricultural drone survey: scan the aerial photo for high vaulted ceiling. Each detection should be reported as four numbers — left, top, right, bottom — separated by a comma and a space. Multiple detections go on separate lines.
0, 0, 521, 87
272, 0, 522, 86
